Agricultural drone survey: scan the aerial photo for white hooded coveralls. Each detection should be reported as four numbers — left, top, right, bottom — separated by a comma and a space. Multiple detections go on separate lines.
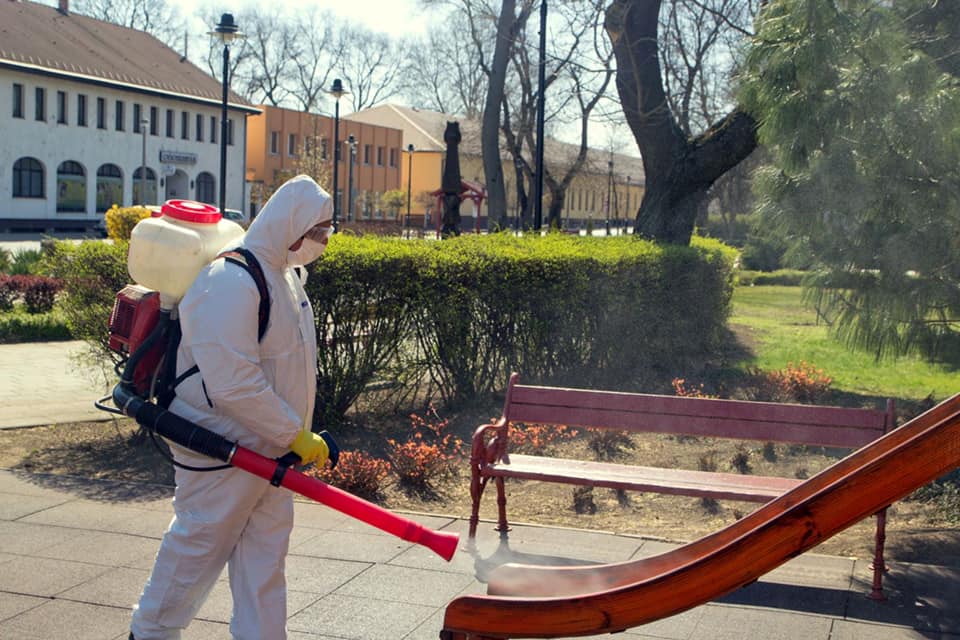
131, 175, 333, 640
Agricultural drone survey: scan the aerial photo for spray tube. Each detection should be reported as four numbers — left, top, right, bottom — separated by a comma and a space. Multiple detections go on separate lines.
111, 384, 460, 562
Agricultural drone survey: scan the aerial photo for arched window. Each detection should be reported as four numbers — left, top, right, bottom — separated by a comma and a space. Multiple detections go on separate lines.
132, 167, 157, 205
13, 157, 44, 198
57, 161, 86, 212
195, 172, 216, 205
96, 163, 123, 212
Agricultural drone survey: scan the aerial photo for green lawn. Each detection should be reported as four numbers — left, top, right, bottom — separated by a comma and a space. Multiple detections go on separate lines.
730, 285, 957, 403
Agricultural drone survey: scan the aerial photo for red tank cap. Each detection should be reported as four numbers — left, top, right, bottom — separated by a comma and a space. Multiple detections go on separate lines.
161, 200, 222, 224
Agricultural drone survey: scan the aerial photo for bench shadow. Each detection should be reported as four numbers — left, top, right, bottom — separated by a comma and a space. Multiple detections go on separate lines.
467, 535, 602, 583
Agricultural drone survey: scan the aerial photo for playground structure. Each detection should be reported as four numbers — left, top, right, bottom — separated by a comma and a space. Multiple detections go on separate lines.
440, 393, 960, 639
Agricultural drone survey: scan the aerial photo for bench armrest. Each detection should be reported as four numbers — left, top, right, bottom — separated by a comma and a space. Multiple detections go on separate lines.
472, 417, 509, 466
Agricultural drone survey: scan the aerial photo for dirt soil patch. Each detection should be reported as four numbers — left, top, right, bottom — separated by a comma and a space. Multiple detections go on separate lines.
1, 414, 958, 569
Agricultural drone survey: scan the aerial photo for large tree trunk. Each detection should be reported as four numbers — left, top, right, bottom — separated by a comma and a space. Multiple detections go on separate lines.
605, 0, 758, 245
481, 0, 515, 222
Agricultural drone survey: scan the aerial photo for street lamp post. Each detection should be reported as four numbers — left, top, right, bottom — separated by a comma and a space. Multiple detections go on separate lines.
346, 134, 357, 222
606, 157, 613, 236
533, 0, 547, 231
139, 118, 148, 205
209, 13, 243, 214
406, 143, 414, 239
328, 79, 346, 232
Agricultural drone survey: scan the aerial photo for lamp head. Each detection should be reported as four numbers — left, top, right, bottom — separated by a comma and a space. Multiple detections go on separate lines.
329, 78, 346, 100
211, 13, 242, 44
407, 143, 414, 152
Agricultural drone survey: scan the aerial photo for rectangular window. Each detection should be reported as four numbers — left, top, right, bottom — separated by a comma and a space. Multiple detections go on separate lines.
115, 100, 125, 131
77, 94, 87, 127
195, 113, 203, 141
133, 104, 142, 132
181, 111, 189, 139
287, 133, 297, 156
165, 109, 174, 137
35, 87, 46, 121
227, 119, 234, 146
320, 138, 328, 160
270, 131, 279, 154
56, 91, 67, 124
12, 83, 24, 118
96, 97, 106, 129
363, 144, 372, 165
389, 148, 397, 168
376, 146, 384, 166
150, 106, 158, 135
210, 116, 217, 143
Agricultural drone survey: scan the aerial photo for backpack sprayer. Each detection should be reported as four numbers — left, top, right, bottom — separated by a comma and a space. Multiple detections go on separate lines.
101, 201, 459, 562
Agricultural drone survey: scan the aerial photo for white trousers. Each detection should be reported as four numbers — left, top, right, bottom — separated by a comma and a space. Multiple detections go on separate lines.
131, 463, 294, 640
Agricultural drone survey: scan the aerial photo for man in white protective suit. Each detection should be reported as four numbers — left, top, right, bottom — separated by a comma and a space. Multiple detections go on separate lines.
130, 174, 337, 640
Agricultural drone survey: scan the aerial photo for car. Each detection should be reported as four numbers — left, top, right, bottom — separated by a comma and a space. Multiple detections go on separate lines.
222, 208, 248, 227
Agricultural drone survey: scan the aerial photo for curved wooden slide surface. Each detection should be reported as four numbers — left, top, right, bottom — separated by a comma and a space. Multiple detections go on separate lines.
441, 394, 960, 639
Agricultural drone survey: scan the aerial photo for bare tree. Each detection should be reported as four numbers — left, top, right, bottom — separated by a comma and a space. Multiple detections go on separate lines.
239, 8, 297, 107
73, 0, 186, 48
401, 16, 489, 119
289, 9, 345, 113
337, 26, 405, 111
606, 0, 758, 244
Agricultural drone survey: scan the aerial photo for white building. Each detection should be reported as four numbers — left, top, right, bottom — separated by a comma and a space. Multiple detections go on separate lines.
0, 0, 260, 233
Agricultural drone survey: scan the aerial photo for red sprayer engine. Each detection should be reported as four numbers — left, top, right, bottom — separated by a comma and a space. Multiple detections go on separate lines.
107, 284, 164, 397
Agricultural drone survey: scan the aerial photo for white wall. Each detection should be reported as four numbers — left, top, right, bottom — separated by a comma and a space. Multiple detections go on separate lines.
0, 68, 248, 223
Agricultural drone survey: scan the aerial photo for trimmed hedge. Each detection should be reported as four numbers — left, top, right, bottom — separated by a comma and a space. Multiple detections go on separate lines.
45, 233, 736, 420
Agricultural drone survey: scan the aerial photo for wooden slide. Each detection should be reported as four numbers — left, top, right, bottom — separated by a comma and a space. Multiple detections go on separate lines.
440, 393, 960, 640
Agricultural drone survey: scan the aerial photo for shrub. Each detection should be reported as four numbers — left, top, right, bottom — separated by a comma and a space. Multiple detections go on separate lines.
672, 378, 716, 398
308, 451, 391, 501
17, 275, 63, 313
0, 307, 72, 342
508, 422, 579, 455
105, 204, 152, 241
743, 362, 833, 404
387, 405, 463, 494
9, 248, 44, 275
586, 428, 635, 461
0, 248, 11, 274
0, 276, 17, 311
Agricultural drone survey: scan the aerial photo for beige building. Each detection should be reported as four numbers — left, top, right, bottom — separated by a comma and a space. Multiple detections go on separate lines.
246, 105, 404, 222
347, 104, 645, 231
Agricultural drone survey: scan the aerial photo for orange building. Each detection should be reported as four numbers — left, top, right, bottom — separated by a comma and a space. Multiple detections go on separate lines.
246, 105, 404, 221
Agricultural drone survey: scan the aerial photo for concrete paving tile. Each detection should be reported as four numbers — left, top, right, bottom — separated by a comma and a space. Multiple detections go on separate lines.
830, 619, 939, 639
35, 528, 163, 568
193, 580, 321, 624
283, 555, 371, 595
20, 498, 147, 529
0, 470, 76, 497
692, 604, 834, 639
0, 592, 47, 622
293, 499, 352, 529
333, 564, 475, 607
763, 552, 856, 589
0, 519, 81, 554
291, 528, 413, 563
716, 577, 849, 618
288, 593, 435, 640
0, 491, 71, 521
0, 555, 113, 597
0, 598, 130, 639
58, 566, 148, 608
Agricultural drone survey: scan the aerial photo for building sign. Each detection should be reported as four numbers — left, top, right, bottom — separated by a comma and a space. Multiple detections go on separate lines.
159, 150, 197, 165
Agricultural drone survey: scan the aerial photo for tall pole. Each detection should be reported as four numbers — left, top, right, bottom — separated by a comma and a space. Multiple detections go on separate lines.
219, 43, 229, 213
140, 118, 147, 205
606, 157, 613, 235
210, 14, 242, 214
329, 79, 346, 233
533, 0, 547, 231
346, 135, 356, 222
406, 143, 414, 239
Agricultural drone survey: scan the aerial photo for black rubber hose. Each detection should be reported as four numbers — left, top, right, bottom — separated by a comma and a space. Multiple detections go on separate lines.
112, 384, 236, 463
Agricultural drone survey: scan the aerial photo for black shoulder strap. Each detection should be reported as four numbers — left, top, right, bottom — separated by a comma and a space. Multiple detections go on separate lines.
217, 247, 271, 342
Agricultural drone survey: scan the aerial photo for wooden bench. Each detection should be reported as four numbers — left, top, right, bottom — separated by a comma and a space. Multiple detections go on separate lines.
469, 372, 896, 597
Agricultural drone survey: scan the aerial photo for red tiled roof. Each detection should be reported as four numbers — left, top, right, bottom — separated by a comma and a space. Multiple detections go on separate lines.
0, 0, 255, 110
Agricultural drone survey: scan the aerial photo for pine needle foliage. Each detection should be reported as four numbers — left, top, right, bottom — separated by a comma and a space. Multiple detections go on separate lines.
739, 0, 960, 365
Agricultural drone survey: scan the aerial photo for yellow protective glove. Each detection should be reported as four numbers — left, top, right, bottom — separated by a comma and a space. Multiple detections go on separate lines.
290, 430, 339, 467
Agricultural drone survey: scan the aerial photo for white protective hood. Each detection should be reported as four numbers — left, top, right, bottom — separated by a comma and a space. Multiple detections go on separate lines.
169, 175, 332, 458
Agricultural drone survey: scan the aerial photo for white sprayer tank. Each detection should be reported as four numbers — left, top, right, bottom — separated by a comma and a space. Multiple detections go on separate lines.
128, 200, 245, 309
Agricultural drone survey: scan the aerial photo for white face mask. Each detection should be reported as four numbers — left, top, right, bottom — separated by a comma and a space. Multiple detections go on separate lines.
287, 237, 328, 267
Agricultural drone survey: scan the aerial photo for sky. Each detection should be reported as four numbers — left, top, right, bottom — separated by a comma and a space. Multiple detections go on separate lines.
178, 0, 432, 39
